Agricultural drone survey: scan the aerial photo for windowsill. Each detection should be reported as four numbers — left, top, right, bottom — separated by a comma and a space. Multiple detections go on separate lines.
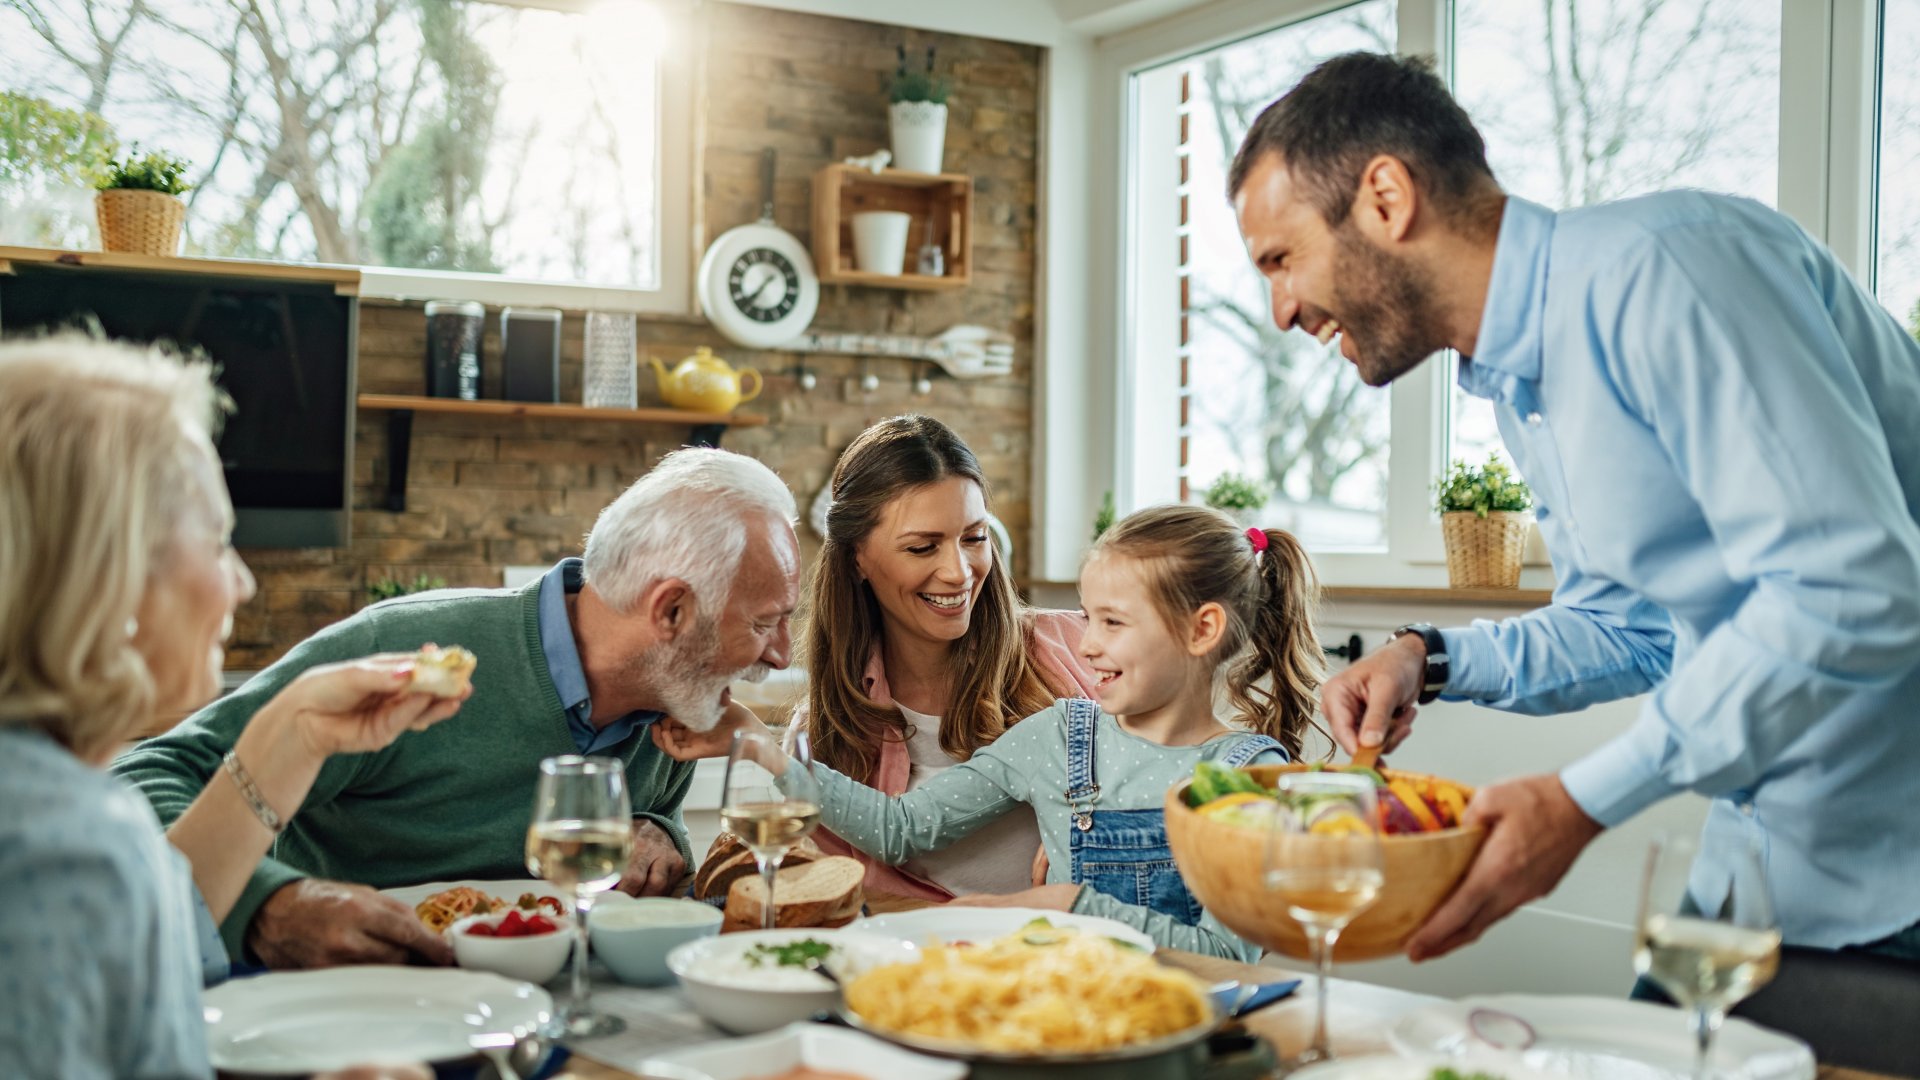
1324, 585, 1552, 608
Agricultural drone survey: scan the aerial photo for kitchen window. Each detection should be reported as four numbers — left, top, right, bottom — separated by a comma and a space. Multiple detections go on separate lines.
1877, 0, 1920, 329
1448, 0, 1784, 471
0, 0, 692, 314
1101, 0, 1879, 587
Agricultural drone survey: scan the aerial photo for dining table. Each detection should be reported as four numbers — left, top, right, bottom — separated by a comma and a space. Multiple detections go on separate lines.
539, 893, 1897, 1080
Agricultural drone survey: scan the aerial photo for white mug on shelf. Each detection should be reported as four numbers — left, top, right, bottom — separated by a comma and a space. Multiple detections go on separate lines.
851, 211, 912, 276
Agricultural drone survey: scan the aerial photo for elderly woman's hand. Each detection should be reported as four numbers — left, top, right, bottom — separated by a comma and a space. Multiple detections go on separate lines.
263, 653, 470, 760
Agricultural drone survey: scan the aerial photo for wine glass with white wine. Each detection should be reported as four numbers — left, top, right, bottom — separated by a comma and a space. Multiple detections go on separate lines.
1634, 834, 1780, 1079
719, 727, 822, 930
1263, 771, 1385, 1069
526, 755, 634, 1038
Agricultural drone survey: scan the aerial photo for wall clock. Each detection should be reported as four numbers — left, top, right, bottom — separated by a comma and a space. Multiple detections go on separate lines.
697, 148, 820, 349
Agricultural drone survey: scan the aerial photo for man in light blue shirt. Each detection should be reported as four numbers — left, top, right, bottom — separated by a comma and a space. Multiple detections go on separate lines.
1230, 53, 1920, 962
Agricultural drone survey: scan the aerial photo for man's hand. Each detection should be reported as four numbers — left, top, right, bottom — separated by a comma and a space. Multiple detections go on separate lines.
1030, 844, 1049, 887
950, 884, 1083, 911
1322, 630, 1428, 756
616, 819, 689, 897
1404, 773, 1604, 962
247, 879, 453, 969
650, 701, 771, 763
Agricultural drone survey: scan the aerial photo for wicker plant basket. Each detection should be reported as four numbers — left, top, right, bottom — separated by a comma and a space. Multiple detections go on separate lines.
1441, 510, 1530, 589
96, 189, 186, 256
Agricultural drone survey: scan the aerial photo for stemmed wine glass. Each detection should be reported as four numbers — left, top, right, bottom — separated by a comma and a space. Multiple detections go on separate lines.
1263, 771, 1385, 1068
719, 727, 822, 930
526, 755, 634, 1038
1634, 834, 1780, 1079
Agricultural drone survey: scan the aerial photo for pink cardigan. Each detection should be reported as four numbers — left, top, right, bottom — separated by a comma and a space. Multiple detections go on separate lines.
792, 609, 1100, 901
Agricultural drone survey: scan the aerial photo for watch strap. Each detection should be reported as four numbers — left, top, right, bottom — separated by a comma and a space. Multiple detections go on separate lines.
1392, 623, 1450, 705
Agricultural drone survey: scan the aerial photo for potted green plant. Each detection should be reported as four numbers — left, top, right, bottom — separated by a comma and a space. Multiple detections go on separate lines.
366, 574, 447, 606
888, 43, 951, 174
1203, 471, 1268, 526
94, 146, 192, 256
1433, 455, 1533, 588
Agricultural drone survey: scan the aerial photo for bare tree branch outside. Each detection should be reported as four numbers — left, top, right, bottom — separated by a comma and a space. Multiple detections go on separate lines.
0, 0, 663, 288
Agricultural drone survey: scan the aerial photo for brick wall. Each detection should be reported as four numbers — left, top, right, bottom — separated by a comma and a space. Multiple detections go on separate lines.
228, 5, 1042, 670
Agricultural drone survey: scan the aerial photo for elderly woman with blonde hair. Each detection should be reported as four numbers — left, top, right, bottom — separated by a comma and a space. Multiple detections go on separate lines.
0, 336, 461, 1080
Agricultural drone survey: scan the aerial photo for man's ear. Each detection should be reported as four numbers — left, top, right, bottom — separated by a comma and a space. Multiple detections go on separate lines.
642, 578, 695, 640
1351, 153, 1419, 243
1187, 601, 1228, 657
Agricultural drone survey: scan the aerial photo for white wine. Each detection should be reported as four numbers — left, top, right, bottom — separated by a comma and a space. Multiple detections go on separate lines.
1635, 914, 1782, 1010
1267, 868, 1384, 928
525, 819, 631, 892
721, 800, 821, 856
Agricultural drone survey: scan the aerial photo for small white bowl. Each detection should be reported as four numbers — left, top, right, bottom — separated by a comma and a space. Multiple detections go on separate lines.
590, 898, 722, 986
642, 1021, 966, 1080
449, 911, 574, 985
667, 929, 918, 1035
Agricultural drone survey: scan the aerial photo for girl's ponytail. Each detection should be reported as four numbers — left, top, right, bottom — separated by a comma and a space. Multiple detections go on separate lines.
1225, 527, 1325, 759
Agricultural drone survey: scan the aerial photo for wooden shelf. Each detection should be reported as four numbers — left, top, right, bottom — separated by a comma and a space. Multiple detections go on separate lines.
0, 245, 360, 295
811, 165, 971, 290
356, 394, 766, 429
356, 394, 767, 512
1325, 586, 1553, 607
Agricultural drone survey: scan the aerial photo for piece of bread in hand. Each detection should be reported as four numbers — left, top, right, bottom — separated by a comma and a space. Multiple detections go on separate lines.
694, 832, 823, 901
722, 855, 864, 932
409, 644, 477, 697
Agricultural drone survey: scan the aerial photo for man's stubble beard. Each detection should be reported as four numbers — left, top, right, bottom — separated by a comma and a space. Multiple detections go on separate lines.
1330, 221, 1451, 388
634, 616, 773, 732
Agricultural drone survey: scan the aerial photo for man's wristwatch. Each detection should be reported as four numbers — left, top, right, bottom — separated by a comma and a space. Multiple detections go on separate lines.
1391, 623, 1450, 705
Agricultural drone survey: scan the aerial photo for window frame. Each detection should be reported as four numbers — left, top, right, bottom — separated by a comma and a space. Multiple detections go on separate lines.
1086, 0, 1885, 589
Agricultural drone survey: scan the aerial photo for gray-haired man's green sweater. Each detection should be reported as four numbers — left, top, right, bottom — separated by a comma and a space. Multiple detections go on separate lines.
112, 581, 695, 959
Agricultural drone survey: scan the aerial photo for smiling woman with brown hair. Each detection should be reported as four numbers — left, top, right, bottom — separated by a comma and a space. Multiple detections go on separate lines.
793, 415, 1097, 900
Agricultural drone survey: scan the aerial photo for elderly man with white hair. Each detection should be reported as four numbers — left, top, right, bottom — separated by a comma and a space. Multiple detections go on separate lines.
115, 448, 800, 970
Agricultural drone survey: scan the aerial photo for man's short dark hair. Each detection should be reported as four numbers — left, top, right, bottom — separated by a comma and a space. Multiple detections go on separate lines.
1228, 52, 1497, 225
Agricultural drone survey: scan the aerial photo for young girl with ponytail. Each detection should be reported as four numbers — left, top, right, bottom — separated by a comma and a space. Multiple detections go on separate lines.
654, 504, 1325, 959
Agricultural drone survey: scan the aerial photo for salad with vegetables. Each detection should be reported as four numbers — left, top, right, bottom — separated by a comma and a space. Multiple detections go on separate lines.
1182, 761, 1473, 835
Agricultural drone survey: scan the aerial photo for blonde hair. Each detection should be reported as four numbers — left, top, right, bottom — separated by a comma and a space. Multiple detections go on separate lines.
0, 334, 226, 759
1089, 505, 1325, 759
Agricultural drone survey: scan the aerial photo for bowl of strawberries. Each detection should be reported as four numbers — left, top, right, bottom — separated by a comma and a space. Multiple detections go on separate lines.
450, 907, 574, 985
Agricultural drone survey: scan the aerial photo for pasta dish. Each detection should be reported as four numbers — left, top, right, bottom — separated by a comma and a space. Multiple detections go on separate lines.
843, 923, 1212, 1054
414, 886, 565, 933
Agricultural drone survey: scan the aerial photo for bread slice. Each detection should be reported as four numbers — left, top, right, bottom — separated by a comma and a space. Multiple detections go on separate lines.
409, 644, 476, 697
722, 855, 864, 932
694, 832, 822, 901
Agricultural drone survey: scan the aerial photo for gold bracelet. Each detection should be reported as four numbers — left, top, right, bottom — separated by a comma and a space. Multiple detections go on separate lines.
222, 750, 286, 835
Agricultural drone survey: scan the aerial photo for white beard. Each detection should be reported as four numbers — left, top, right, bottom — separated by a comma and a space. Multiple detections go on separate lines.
645, 622, 771, 731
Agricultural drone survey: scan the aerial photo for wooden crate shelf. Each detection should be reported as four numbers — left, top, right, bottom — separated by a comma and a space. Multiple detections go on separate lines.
356, 394, 766, 511
811, 165, 971, 290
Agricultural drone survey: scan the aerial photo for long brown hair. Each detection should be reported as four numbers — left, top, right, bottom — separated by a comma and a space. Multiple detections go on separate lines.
1090, 505, 1324, 759
800, 416, 1060, 780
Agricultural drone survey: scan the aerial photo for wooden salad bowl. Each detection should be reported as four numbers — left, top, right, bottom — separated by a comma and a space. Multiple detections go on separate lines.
1165, 763, 1485, 961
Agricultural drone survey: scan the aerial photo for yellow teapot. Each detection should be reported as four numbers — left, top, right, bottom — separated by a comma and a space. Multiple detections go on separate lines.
649, 347, 762, 413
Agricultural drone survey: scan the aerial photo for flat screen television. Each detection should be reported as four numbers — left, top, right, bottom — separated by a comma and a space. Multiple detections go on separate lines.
0, 260, 357, 547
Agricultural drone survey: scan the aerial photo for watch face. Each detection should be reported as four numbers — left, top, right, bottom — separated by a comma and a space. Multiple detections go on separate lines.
727, 248, 800, 323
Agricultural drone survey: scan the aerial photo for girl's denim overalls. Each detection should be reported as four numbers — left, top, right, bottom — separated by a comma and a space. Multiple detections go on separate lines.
1062, 698, 1281, 925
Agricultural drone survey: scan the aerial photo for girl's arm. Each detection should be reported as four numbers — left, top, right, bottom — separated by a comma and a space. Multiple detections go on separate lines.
804, 743, 1029, 865
1071, 888, 1263, 962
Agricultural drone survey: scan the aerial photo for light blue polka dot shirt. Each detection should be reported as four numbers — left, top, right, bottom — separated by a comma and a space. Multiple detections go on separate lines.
0, 727, 227, 1079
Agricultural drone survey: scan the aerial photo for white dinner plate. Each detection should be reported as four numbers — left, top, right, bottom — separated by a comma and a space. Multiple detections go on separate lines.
1289, 1051, 1567, 1080
641, 1021, 967, 1080
203, 966, 551, 1075
847, 906, 1156, 953
1389, 994, 1817, 1080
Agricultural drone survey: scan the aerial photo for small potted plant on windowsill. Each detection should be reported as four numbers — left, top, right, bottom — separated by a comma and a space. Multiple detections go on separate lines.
94, 146, 192, 256
888, 43, 951, 174
1203, 471, 1268, 527
1434, 455, 1533, 589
